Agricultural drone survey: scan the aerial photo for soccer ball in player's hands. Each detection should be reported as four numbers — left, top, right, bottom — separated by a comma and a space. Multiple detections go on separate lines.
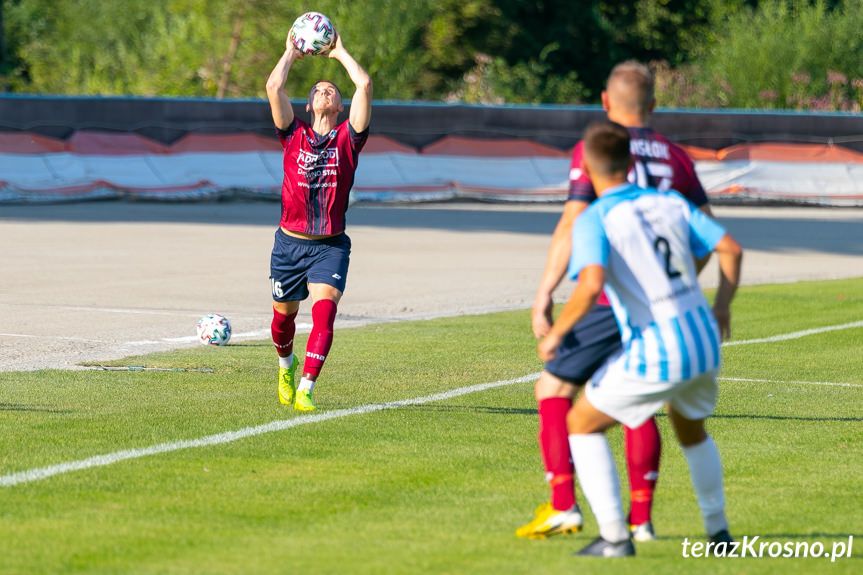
196, 314, 232, 346
289, 12, 335, 56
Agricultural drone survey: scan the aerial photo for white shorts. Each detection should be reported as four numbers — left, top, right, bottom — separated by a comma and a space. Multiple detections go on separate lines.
585, 352, 719, 428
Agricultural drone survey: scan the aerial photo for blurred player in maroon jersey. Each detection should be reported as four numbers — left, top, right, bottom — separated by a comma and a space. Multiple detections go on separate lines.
265, 26, 372, 411
517, 61, 713, 540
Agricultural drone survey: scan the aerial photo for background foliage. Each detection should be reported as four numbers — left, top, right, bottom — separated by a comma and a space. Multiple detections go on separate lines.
1, 0, 861, 110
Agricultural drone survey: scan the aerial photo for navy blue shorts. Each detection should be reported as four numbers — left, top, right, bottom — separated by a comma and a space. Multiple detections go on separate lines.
545, 305, 622, 385
269, 229, 351, 302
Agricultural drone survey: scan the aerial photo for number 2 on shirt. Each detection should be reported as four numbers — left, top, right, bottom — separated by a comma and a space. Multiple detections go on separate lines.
653, 236, 682, 279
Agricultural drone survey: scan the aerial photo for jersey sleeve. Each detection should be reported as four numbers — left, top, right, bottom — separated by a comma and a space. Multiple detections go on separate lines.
348, 122, 369, 153
671, 144, 709, 207
679, 192, 727, 257
275, 117, 302, 149
568, 206, 608, 280
568, 141, 598, 203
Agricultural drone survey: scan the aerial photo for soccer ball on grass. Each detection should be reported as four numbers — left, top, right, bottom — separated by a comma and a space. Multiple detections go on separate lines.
196, 313, 232, 346
289, 12, 335, 55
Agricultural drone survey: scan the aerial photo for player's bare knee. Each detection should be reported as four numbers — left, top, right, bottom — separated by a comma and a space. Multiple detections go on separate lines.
273, 300, 300, 315
566, 409, 600, 435
677, 429, 708, 447
566, 397, 614, 434
668, 405, 708, 446
309, 283, 343, 305
535, 371, 578, 402
565, 406, 582, 432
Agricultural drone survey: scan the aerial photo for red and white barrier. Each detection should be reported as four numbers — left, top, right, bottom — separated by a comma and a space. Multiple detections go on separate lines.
2, 131, 862, 206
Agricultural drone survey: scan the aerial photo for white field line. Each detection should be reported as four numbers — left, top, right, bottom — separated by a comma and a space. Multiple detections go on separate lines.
0, 327, 312, 347
123, 325, 312, 347
721, 320, 863, 346
51, 306, 206, 317
0, 374, 539, 488
118, 318, 863, 348
720, 377, 862, 388
117, 318, 863, 349
3, 318, 861, 488
0, 333, 101, 343
0, 329, 293, 347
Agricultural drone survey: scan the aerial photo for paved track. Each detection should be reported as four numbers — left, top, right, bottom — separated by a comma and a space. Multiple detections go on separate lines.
2, 202, 862, 371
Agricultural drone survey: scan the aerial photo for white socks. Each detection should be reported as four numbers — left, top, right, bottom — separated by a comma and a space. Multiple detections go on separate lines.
570, 432, 729, 540
569, 433, 629, 543
278, 355, 315, 394
682, 435, 728, 536
298, 377, 315, 394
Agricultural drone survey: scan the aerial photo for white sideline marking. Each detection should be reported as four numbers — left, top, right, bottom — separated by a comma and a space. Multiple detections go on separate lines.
0, 374, 539, 487
123, 325, 312, 347
0, 328, 307, 347
56, 306, 203, 316
3, 318, 862, 488
722, 320, 863, 346
720, 377, 862, 388
0, 333, 101, 343
124, 329, 269, 346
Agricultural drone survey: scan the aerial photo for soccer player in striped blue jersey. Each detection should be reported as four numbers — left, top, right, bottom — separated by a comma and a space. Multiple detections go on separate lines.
538, 121, 742, 557
520, 61, 711, 542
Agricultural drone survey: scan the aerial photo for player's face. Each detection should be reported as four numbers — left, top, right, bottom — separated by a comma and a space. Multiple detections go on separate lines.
310, 82, 342, 114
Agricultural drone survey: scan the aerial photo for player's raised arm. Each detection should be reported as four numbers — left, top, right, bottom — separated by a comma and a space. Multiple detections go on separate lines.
327, 31, 372, 133
266, 36, 301, 130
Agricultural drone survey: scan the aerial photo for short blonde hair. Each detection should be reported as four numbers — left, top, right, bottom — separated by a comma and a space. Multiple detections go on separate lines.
606, 61, 654, 116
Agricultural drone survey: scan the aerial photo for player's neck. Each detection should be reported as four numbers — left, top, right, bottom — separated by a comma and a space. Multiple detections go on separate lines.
311, 114, 338, 136
594, 175, 629, 196
607, 111, 648, 129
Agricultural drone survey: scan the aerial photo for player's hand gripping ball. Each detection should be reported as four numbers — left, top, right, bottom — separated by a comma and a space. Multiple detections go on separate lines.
289, 12, 335, 55
196, 313, 232, 346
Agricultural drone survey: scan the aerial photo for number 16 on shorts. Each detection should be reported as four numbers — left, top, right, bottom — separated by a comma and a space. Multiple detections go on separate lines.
271, 278, 284, 299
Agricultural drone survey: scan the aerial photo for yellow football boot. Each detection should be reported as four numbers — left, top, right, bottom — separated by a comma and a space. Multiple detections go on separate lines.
277, 356, 299, 405
294, 388, 316, 411
515, 501, 583, 539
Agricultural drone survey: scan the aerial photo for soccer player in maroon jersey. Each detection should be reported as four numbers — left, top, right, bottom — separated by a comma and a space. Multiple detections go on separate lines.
517, 61, 713, 540
265, 27, 372, 411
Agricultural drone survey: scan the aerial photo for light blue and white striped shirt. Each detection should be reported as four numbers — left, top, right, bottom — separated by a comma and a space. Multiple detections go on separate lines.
569, 183, 727, 383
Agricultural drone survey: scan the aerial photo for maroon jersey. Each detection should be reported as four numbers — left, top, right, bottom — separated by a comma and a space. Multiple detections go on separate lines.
568, 126, 708, 207
277, 118, 368, 235
568, 126, 708, 306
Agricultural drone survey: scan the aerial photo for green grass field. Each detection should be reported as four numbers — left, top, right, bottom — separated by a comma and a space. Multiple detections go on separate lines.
2, 277, 862, 574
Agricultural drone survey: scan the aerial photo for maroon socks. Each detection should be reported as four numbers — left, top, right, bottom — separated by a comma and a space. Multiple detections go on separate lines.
303, 299, 337, 377
271, 308, 297, 357
538, 397, 576, 511
624, 418, 661, 526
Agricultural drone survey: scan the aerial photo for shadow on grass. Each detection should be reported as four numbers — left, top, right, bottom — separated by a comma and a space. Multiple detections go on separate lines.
0, 403, 73, 414
711, 413, 863, 423
403, 404, 537, 416
389, 406, 861, 421
653, 412, 862, 423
